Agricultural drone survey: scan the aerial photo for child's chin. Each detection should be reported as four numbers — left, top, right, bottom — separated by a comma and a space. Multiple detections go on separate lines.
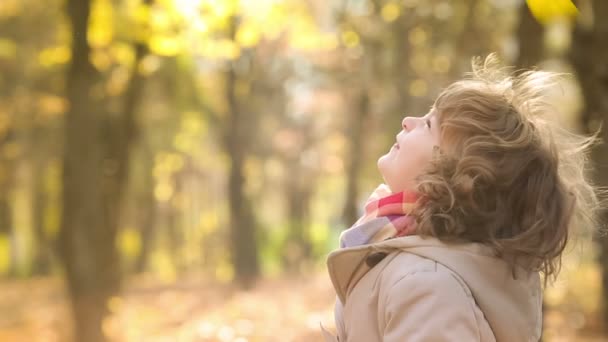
377, 155, 389, 174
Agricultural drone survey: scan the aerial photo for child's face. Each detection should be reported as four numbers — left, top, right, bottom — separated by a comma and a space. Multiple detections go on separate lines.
377, 108, 440, 193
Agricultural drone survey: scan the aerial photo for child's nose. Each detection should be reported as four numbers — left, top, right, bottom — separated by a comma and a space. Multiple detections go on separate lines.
402, 117, 417, 131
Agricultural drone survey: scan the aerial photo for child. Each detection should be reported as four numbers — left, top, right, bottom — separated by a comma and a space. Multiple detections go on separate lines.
321, 55, 601, 341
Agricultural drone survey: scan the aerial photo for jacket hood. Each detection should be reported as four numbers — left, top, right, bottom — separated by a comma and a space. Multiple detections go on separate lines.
326, 235, 542, 341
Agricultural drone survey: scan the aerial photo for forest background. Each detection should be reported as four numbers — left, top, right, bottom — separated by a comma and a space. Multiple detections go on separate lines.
0, 0, 607, 341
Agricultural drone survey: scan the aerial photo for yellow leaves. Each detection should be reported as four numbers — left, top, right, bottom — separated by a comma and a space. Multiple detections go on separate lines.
173, 0, 203, 18
43, 160, 61, 238
150, 7, 173, 32
192, 19, 209, 35
341, 30, 360, 48
89, 0, 114, 48
138, 55, 162, 76
263, 158, 283, 181
201, 0, 239, 21
146, 6, 184, 57
215, 259, 234, 283
0, 233, 10, 275
409, 79, 428, 97
236, 22, 261, 48
198, 39, 241, 60
43, 197, 61, 238
133, 2, 151, 24
110, 42, 136, 67
159, 152, 185, 173
106, 66, 130, 96
270, 8, 337, 52
2, 268, 599, 341
130, 3, 152, 42
38, 46, 71, 68
37, 94, 68, 119
200, 211, 219, 236
11, 182, 33, 276
0, 39, 16, 59
381, 2, 401, 22
320, 35, 339, 51
169, 0, 339, 56
291, 31, 338, 52
262, 2, 288, 40
409, 50, 428, 73
173, 135, 193, 154
309, 222, 329, 246
217, 39, 241, 59
0, 0, 20, 19
174, 111, 206, 153
96, 0, 183, 57
432, 55, 451, 74
117, 228, 142, 262
38, 0, 343, 67
154, 182, 174, 202
150, 250, 177, 282
408, 27, 427, 46
154, 152, 184, 202
526, 0, 578, 24
107, 296, 124, 314
90, 49, 113, 72
149, 35, 182, 57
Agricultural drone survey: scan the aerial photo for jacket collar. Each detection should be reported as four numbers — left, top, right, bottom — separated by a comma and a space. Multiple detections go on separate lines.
326, 235, 454, 305
326, 235, 542, 341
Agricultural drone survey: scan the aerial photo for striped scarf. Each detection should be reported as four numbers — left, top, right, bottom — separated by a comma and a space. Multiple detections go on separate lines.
326, 184, 421, 340
339, 184, 419, 249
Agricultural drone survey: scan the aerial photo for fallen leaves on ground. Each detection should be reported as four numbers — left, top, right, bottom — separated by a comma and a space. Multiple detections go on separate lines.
0, 271, 605, 341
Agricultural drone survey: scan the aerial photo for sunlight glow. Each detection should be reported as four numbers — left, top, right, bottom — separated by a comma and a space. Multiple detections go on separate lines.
173, 0, 203, 19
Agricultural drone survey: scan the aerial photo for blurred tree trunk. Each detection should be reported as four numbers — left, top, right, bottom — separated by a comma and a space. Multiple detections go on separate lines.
31, 158, 51, 275
59, 0, 119, 341
134, 145, 156, 273
515, 4, 546, 340
223, 16, 259, 288
569, 0, 608, 331
0, 187, 12, 275
342, 89, 370, 225
286, 174, 312, 261
283, 139, 314, 270
31, 114, 57, 275
516, 2, 544, 68
108, 0, 149, 235
169, 172, 184, 272
0, 131, 15, 276
122, 0, 153, 275
340, 2, 376, 226
59, 0, 146, 340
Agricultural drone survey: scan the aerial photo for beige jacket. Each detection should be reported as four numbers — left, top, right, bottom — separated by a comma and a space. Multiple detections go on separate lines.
322, 236, 542, 341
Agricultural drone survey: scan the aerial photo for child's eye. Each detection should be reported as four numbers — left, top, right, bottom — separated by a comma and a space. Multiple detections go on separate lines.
425, 119, 431, 129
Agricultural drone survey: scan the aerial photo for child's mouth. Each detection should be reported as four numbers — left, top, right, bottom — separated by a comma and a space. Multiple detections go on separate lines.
393, 143, 399, 150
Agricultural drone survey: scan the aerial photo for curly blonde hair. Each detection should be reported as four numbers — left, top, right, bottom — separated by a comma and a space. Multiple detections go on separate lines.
413, 55, 602, 281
